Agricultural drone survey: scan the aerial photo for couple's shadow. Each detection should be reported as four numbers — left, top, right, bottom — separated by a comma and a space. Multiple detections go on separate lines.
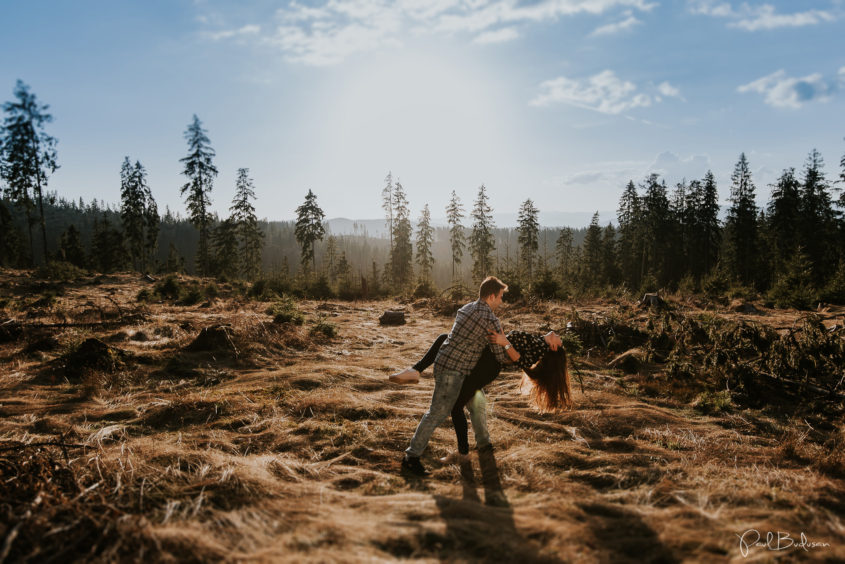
431, 447, 562, 563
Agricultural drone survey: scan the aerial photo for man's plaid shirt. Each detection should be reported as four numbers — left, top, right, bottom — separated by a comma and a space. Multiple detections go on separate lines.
433, 299, 509, 374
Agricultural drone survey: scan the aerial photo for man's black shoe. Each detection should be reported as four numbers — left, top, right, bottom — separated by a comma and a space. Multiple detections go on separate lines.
401, 454, 429, 476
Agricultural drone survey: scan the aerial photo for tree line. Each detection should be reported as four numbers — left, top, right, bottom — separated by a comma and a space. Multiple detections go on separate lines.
1, 79, 844, 306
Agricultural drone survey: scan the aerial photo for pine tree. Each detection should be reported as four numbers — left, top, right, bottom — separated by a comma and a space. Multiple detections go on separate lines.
179, 115, 217, 276
324, 235, 338, 283
59, 224, 85, 267
120, 157, 146, 270
581, 212, 603, 286
555, 227, 574, 282
724, 153, 759, 287
165, 242, 183, 273
91, 213, 126, 273
517, 198, 540, 282
640, 174, 671, 286
446, 190, 465, 281
294, 189, 325, 275
697, 171, 721, 279
415, 203, 434, 282
0, 80, 58, 265
143, 181, 159, 272
212, 217, 239, 279
230, 168, 263, 280
799, 149, 837, 284
616, 180, 642, 288
390, 180, 413, 289
601, 223, 619, 286
469, 184, 495, 282
766, 168, 802, 271
0, 199, 22, 266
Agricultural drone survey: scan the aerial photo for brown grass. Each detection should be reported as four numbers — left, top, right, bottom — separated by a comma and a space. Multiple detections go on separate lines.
0, 270, 843, 562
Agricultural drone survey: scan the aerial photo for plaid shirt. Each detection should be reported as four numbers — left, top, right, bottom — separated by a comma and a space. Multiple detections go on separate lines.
434, 299, 509, 374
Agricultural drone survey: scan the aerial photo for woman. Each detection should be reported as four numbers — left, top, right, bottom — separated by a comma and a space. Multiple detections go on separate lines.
390, 329, 572, 463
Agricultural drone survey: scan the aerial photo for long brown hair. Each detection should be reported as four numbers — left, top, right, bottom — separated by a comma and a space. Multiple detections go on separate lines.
521, 348, 572, 412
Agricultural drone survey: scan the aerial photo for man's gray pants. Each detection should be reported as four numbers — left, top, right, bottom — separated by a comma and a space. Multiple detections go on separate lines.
405, 368, 464, 458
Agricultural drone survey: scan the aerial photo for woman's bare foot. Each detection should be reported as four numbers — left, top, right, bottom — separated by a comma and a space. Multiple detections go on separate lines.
439, 451, 471, 465
388, 367, 420, 384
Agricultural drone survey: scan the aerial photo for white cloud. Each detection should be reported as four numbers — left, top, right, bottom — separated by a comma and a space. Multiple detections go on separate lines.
590, 13, 641, 36
200, 0, 658, 65
473, 27, 520, 44
205, 24, 260, 41
689, 1, 836, 31
530, 70, 683, 114
738, 69, 834, 108
657, 81, 682, 98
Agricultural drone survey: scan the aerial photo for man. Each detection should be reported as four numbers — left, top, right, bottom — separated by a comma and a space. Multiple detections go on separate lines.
400, 276, 512, 476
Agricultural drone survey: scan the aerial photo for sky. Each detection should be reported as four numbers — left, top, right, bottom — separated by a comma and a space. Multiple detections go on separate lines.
1, 0, 843, 227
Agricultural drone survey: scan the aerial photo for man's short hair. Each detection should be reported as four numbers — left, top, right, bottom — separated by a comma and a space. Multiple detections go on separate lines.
479, 276, 508, 299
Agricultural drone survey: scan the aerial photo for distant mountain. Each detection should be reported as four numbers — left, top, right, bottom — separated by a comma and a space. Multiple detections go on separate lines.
325, 211, 614, 237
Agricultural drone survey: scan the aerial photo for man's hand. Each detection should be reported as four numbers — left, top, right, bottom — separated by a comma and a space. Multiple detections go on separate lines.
488, 329, 509, 347
544, 331, 562, 352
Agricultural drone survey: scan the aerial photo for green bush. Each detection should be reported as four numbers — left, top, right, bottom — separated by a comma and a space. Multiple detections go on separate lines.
305, 275, 334, 300
249, 275, 293, 301
178, 285, 204, 306
36, 260, 87, 282
204, 282, 220, 300
267, 296, 305, 325
310, 314, 338, 338
693, 390, 733, 414
530, 270, 560, 300
136, 288, 153, 302
412, 280, 437, 299
154, 275, 182, 300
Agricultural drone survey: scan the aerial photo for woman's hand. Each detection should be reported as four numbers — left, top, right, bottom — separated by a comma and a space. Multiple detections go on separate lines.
488, 329, 510, 347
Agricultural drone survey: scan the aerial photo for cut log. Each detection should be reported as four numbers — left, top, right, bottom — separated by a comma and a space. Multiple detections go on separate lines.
379, 311, 406, 326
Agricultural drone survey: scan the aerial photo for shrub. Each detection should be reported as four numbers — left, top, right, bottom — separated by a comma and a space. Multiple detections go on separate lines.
305, 275, 334, 300
692, 390, 733, 414
204, 282, 220, 300
267, 296, 305, 325
178, 285, 204, 306
310, 314, 338, 338
249, 275, 293, 301
36, 260, 87, 282
154, 275, 182, 300
412, 280, 437, 299
702, 267, 730, 298
530, 270, 560, 300
136, 288, 154, 303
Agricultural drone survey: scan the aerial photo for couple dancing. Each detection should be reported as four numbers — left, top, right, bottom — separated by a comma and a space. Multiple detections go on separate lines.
390, 276, 572, 476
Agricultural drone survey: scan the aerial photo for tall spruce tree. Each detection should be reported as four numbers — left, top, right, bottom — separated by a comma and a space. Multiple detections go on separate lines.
120, 157, 146, 270
766, 168, 802, 272
799, 149, 837, 284
59, 224, 85, 267
390, 180, 413, 289
0, 80, 58, 264
517, 198, 540, 282
601, 223, 619, 286
640, 174, 671, 286
294, 189, 325, 274
179, 115, 217, 276
0, 200, 22, 266
724, 153, 760, 287
91, 213, 126, 273
616, 180, 642, 288
143, 180, 159, 272
581, 212, 603, 287
697, 171, 721, 279
446, 190, 465, 281
415, 203, 434, 282
230, 168, 263, 280
212, 217, 239, 279
555, 227, 574, 282
469, 184, 495, 282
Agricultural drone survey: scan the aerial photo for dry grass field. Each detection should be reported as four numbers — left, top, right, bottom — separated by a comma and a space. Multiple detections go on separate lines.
1, 270, 844, 563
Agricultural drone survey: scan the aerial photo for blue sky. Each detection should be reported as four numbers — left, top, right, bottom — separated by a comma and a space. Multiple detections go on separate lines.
2, 0, 843, 226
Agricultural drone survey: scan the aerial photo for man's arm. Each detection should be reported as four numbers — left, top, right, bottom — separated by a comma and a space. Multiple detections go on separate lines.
481, 310, 511, 365
488, 329, 520, 364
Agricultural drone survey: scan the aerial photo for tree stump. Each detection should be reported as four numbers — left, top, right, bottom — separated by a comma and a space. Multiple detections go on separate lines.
379, 311, 406, 326
638, 293, 666, 309
184, 324, 239, 356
